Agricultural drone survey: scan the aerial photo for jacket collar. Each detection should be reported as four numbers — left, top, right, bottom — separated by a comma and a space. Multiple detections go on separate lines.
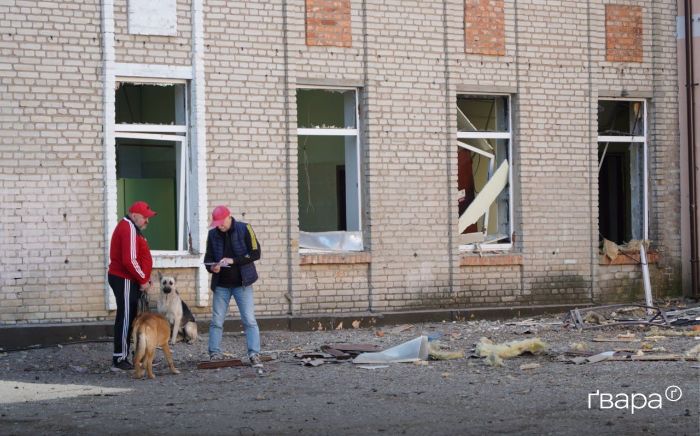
123, 215, 143, 236
215, 218, 237, 237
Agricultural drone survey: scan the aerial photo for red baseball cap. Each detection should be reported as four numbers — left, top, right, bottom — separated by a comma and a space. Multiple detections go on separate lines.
128, 201, 157, 218
209, 205, 231, 228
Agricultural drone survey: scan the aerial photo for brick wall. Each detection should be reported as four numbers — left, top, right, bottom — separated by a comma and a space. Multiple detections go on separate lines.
605, 4, 643, 63
0, 0, 105, 324
114, 0, 192, 66
0, 1, 682, 325
464, 0, 505, 56
305, 0, 352, 47
204, 0, 291, 317
594, 1, 680, 300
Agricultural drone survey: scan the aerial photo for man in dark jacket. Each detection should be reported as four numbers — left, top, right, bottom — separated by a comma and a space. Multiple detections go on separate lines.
204, 205, 262, 367
108, 201, 156, 371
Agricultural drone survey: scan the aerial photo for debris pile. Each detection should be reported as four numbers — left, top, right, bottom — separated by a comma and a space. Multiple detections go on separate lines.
563, 304, 670, 329
564, 302, 700, 330
296, 343, 380, 367
294, 334, 466, 368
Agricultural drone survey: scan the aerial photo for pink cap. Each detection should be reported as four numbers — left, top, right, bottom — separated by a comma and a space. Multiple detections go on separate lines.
128, 201, 157, 218
209, 205, 231, 228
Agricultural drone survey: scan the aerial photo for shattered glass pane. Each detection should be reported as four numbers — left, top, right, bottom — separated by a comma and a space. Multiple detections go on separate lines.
597, 100, 644, 136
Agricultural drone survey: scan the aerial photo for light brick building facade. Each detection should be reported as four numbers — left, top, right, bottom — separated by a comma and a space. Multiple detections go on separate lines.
0, 0, 682, 326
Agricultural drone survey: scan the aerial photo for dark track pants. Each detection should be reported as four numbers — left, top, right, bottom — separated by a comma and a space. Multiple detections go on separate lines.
108, 274, 140, 363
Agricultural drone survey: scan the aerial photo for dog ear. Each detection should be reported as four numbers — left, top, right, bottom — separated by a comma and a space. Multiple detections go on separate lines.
157, 271, 163, 281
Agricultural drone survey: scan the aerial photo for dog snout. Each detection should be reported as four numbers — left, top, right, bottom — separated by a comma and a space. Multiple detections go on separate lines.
161, 278, 176, 293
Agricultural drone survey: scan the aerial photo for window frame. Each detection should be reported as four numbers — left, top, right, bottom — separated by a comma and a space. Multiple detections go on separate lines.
456, 93, 514, 252
596, 98, 648, 241
113, 78, 190, 255
296, 86, 363, 252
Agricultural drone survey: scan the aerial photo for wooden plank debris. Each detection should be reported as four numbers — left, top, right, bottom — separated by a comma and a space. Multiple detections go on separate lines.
197, 358, 244, 370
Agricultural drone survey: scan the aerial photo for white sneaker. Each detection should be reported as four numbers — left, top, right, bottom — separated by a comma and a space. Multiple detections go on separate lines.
209, 352, 226, 361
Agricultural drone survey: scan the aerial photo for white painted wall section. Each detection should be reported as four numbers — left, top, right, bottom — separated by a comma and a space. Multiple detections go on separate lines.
128, 0, 177, 36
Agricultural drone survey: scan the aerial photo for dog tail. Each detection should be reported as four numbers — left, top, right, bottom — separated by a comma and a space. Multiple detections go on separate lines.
134, 325, 150, 362
131, 315, 143, 347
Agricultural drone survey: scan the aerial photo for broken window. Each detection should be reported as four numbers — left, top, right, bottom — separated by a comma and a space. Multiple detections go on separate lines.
457, 95, 512, 250
114, 81, 189, 252
297, 88, 362, 251
597, 99, 647, 245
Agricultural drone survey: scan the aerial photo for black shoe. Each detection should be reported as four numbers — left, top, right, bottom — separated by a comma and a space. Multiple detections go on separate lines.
110, 359, 134, 372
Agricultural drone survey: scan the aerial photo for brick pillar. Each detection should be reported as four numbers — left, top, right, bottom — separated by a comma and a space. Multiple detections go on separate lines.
305, 0, 352, 48
464, 0, 505, 56
605, 4, 643, 62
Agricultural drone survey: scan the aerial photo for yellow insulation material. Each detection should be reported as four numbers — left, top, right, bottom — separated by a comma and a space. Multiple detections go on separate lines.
475, 337, 548, 366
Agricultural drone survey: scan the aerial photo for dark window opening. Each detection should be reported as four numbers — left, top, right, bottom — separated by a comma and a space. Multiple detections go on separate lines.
116, 139, 180, 250
598, 142, 643, 244
116, 83, 186, 125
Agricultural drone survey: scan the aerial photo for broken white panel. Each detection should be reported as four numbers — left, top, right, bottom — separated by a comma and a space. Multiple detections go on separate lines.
457, 107, 494, 151
457, 139, 496, 235
128, 0, 177, 36
458, 140, 494, 160
353, 336, 430, 364
458, 160, 509, 234
299, 230, 363, 252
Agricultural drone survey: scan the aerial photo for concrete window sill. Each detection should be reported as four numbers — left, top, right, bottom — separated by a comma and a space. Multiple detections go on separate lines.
460, 254, 523, 266
300, 252, 371, 265
152, 253, 202, 268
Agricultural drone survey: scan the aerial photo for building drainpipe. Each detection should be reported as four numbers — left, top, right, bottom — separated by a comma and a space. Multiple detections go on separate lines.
685, 0, 699, 298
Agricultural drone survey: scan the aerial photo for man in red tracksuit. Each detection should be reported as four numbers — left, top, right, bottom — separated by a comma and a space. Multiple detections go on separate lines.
107, 201, 156, 371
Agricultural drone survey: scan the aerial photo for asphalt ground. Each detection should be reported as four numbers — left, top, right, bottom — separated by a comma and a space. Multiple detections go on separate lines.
0, 314, 699, 435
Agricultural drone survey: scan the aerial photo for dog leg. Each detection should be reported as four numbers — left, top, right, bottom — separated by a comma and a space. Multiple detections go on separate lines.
162, 342, 180, 375
146, 346, 156, 379
170, 315, 181, 345
133, 332, 146, 379
184, 322, 198, 344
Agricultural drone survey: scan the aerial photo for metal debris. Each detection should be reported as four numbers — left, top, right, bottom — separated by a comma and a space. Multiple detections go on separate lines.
563, 304, 670, 329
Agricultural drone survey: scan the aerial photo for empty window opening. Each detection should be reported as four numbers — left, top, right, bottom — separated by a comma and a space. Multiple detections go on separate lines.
114, 81, 189, 252
597, 100, 647, 245
116, 83, 186, 126
297, 88, 362, 251
457, 95, 512, 250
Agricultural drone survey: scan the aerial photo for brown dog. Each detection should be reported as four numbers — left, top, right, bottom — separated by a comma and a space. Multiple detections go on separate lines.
131, 312, 180, 379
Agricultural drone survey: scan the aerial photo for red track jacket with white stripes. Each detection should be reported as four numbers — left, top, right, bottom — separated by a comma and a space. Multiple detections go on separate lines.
108, 216, 153, 286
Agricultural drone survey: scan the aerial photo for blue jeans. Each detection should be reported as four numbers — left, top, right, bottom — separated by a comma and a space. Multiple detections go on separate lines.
208, 285, 260, 356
